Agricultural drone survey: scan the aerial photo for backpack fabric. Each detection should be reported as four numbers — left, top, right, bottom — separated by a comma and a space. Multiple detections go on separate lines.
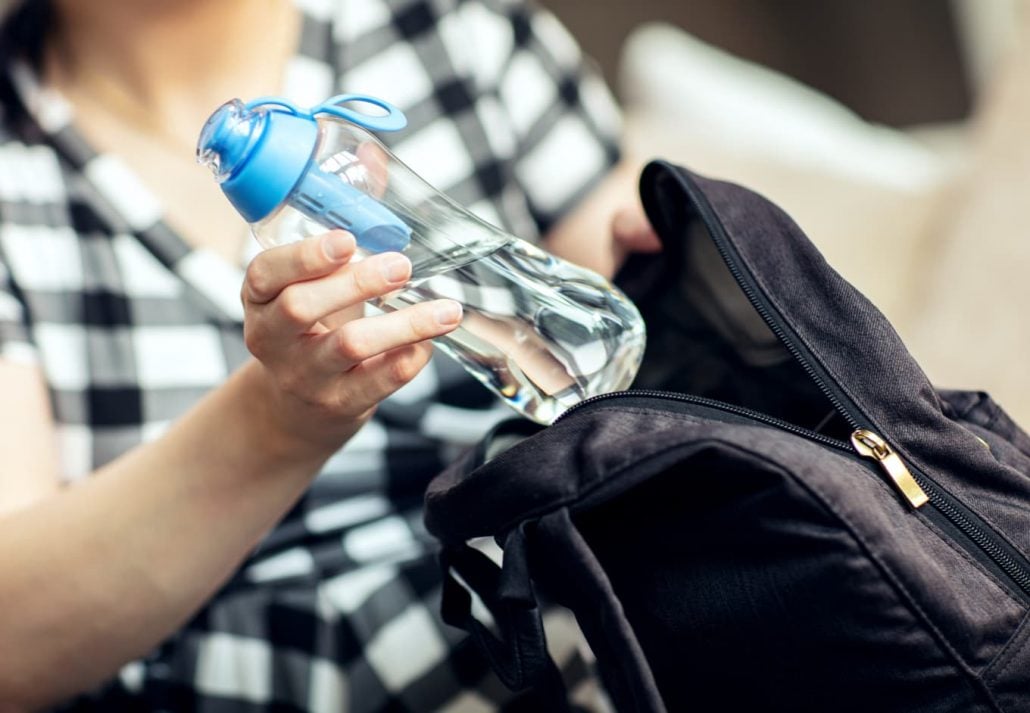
423, 161, 1030, 712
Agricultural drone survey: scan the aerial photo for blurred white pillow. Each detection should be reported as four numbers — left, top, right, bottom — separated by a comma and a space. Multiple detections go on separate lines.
618, 23, 956, 191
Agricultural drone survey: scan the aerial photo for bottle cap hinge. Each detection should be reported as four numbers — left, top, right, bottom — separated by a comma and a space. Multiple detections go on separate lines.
851, 429, 929, 509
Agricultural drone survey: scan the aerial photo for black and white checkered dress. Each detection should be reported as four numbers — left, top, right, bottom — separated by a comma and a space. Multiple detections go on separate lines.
0, 0, 620, 710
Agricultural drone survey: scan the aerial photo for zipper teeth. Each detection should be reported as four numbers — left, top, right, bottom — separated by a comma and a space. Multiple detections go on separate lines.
921, 484, 1030, 594
691, 199, 1030, 599
706, 237, 861, 432
563, 389, 1030, 600
557, 390, 850, 451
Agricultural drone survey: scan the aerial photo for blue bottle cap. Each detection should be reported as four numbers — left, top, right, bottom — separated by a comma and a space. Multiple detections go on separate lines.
197, 95, 407, 223
197, 100, 318, 222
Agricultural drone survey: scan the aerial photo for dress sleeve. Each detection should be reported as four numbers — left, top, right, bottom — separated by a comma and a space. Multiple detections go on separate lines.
460, 0, 623, 234
0, 257, 38, 365
0, 136, 40, 365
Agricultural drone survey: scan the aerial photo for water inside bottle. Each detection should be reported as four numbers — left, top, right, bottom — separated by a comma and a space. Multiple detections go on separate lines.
376, 238, 646, 424
248, 139, 646, 424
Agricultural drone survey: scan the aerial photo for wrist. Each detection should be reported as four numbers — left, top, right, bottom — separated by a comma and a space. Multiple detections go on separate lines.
233, 359, 362, 469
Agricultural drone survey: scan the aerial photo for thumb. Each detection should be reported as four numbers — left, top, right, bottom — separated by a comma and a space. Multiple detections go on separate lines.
611, 206, 662, 253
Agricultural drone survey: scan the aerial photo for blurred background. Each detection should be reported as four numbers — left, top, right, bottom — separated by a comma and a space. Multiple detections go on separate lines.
541, 0, 1030, 424
546, 0, 1021, 126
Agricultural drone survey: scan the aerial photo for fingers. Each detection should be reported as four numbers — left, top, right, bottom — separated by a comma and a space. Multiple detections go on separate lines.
270, 251, 412, 332
245, 229, 417, 346
244, 230, 356, 305
265, 301, 461, 422
342, 342, 436, 409
241, 228, 464, 436
315, 299, 462, 373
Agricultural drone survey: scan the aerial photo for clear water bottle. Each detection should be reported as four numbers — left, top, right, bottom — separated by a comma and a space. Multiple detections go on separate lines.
196, 95, 646, 424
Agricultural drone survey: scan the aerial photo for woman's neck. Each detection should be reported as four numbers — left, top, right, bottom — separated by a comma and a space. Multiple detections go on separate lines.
45, 0, 300, 142
39, 0, 302, 263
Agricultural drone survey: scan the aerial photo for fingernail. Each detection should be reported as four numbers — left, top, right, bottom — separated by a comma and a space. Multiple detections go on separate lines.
434, 300, 462, 325
380, 254, 410, 283
323, 232, 353, 261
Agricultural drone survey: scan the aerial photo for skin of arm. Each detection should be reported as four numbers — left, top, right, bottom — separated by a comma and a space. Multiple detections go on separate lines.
0, 232, 462, 709
0, 361, 62, 518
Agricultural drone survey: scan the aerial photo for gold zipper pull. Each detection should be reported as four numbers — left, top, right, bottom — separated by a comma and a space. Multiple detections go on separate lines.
850, 429, 929, 509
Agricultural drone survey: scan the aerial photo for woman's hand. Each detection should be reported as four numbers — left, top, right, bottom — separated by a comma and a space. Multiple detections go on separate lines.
241, 230, 462, 454
543, 161, 662, 279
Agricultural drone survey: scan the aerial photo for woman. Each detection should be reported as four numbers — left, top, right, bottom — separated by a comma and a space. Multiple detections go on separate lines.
0, 0, 657, 708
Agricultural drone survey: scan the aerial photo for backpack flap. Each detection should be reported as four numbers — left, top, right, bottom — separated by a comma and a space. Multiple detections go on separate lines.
426, 162, 1030, 711
619, 161, 1030, 593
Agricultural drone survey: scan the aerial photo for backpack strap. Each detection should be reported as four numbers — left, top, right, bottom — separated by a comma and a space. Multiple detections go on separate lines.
440, 508, 670, 712
440, 525, 571, 709
532, 508, 669, 713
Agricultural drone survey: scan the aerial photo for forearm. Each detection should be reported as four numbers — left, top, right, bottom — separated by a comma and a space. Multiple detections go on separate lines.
0, 360, 333, 709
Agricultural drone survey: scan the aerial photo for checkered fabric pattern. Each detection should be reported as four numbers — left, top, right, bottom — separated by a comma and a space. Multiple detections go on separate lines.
0, 0, 621, 710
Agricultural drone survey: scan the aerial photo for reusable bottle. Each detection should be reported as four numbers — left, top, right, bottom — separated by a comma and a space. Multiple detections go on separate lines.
196, 94, 646, 424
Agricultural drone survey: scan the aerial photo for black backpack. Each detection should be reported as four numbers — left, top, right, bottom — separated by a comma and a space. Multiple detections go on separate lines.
424, 161, 1030, 712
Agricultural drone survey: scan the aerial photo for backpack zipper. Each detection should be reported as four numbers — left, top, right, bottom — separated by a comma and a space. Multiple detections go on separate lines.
697, 194, 1030, 603
556, 388, 848, 452
562, 393, 924, 512
558, 387, 1030, 603
579, 179, 1030, 603
850, 430, 929, 508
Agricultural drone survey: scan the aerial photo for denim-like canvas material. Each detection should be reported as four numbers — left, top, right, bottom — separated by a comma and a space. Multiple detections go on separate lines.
425, 162, 1030, 712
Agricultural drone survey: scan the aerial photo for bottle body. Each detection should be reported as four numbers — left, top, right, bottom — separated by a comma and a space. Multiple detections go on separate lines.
251, 113, 646, 423
381, 239, 644, 423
